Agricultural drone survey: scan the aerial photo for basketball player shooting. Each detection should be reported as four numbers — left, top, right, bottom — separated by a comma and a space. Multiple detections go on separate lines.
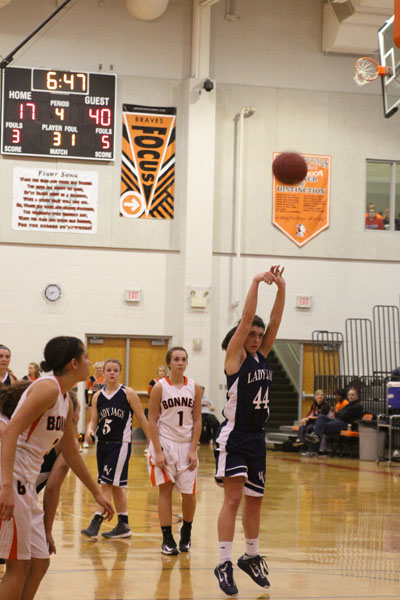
214, 266, 285, 596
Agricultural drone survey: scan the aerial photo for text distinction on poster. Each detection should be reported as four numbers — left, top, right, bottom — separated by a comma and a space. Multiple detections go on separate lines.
120, 104, 176, 219
272, 154, 331, 247
12, 167, 98, 233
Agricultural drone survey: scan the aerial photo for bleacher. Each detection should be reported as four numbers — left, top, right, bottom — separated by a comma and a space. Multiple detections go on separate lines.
267, 304, 400, 461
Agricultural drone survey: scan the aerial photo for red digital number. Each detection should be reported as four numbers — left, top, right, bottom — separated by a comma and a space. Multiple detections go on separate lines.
19, 102, 36, 120
88, 108, 112, 126
101, 134, 110, 149
12, 129, 21, 144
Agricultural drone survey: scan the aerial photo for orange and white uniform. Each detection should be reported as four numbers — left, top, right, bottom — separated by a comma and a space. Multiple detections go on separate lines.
147, 376, 197, 494
0, 376, 70, 560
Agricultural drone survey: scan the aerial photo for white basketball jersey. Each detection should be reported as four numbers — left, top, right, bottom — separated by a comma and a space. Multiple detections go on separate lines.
157, 376, 196, 443
11, 376, 70, 483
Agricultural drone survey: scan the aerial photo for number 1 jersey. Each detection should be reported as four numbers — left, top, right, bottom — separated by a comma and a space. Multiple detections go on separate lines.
157, 376, 196, 443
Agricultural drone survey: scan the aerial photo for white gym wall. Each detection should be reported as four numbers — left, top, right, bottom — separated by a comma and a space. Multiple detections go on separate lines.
0, 0, 399, 412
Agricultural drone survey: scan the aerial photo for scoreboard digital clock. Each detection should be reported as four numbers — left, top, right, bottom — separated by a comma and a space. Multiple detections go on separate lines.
1, 67, 116, 161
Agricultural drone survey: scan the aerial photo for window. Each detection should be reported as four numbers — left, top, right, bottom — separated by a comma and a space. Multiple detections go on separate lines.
366, 160, 400, 231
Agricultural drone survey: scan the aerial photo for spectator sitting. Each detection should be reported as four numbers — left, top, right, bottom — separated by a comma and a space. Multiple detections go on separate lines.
365, 206, 384, 230
200, 386, 220, 444
365, 203, 383, 221
306, 387, 364, 446
293, 389, 330, 448
334, 388, 348, 412
23, 361, 41, 382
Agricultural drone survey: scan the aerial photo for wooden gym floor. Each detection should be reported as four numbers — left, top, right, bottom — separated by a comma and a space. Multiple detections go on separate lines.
2, 444, 400, 600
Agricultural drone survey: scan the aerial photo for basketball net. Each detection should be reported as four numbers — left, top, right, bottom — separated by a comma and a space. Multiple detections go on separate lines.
354, 57, 389, 87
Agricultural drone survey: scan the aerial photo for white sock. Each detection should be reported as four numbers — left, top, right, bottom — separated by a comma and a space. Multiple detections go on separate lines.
219, 541, 233, 564
245, 537, 258, 557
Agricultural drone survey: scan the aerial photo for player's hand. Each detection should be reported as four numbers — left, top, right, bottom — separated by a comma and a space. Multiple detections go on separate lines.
155, 450, 167, 470
94, 491, 114, 521
269, 265, 285, 287
253, 271, 272, 284
84, 428, 95, 445
46, 531, 57, 555
188, 450, 198, 471
0, 485, 15, 521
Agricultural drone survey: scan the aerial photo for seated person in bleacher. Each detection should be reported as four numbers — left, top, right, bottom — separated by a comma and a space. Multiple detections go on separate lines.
306, 387, 363, 446
333, 388, 348, 413
293, 389, 330, 448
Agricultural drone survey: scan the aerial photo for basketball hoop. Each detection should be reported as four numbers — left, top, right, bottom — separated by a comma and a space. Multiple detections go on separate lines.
354, 57, 389, 86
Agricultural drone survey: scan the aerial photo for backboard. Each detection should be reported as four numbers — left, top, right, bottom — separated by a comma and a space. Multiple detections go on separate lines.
378, 15, 400, 118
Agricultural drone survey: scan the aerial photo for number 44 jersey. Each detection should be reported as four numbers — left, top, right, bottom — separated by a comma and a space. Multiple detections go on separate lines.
223, 352, 272, 432
157, 376, 196, 443
96, 385, 133, 443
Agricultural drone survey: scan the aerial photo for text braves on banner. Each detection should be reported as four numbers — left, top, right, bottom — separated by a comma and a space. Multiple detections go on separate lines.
12, 167, 98, 233
272, 154, 331, 247
120, 104, 176, 219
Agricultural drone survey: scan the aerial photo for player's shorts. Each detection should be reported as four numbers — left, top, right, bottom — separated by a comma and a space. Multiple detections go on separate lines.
147, 436, 197, 494
0, 473, 49, 560
214, 425, 266, 497
96, 441, 131, 487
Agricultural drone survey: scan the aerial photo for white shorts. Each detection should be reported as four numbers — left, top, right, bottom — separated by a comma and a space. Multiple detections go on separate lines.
147, 436, 197, 494
0, 473, 49, 560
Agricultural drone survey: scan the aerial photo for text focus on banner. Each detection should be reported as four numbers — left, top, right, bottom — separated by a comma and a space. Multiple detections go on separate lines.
120, 104, 176, 219
272, 154, 331, 247
12, 167, 98, 233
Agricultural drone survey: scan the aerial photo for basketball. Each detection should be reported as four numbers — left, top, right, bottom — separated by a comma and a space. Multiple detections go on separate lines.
272, 152, 308, 185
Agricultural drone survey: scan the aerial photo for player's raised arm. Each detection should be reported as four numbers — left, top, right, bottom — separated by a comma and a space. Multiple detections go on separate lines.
224, 270, 275, 375
259, 266, 286, 358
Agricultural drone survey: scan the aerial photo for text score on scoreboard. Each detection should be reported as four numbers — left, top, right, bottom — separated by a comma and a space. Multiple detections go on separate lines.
1, 67, 116, 161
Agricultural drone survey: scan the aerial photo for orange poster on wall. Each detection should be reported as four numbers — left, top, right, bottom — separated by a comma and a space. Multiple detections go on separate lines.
272, 153, 331, 247
120, 104, 176, 219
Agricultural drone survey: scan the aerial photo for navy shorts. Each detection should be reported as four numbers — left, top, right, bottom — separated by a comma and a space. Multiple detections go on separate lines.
215, 425, 266, 496
96, 441, 131, 487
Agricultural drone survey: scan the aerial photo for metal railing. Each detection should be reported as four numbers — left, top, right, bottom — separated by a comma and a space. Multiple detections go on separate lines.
373, 305, 400, 374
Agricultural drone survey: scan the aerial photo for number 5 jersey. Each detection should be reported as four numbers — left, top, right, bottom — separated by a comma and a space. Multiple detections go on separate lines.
96, 385, 133, 443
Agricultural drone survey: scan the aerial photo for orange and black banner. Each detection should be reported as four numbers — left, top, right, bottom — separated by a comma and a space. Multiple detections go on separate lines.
120, 104, 176, 219
272, 153, 331, 247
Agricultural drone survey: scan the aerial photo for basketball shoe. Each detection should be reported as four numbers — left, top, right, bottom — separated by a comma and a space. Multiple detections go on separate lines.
101, 521, 132, 539
81, 514, 103, 540
179, 526, 191, 552
161, 538, 179, 555
214, 560, 238, 596
237, 554, 270, 588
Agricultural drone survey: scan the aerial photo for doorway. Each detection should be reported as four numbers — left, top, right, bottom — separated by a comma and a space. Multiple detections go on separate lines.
86, 335, 169, 427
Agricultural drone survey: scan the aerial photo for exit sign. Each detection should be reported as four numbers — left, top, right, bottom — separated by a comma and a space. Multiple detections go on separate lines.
296, 295, 312, 308
125, 289, 142, 303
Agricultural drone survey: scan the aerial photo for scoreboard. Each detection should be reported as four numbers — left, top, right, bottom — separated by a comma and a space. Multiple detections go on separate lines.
1, 67, 116, 161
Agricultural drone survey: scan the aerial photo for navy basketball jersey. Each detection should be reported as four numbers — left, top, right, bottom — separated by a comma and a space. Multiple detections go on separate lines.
223, 352, 272, 433
1, 372, 11, 386
96, 385, 133, 443
36, 447, 59, 493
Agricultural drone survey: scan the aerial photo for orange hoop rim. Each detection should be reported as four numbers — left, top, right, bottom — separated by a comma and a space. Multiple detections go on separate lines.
355, 56, 387, 81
